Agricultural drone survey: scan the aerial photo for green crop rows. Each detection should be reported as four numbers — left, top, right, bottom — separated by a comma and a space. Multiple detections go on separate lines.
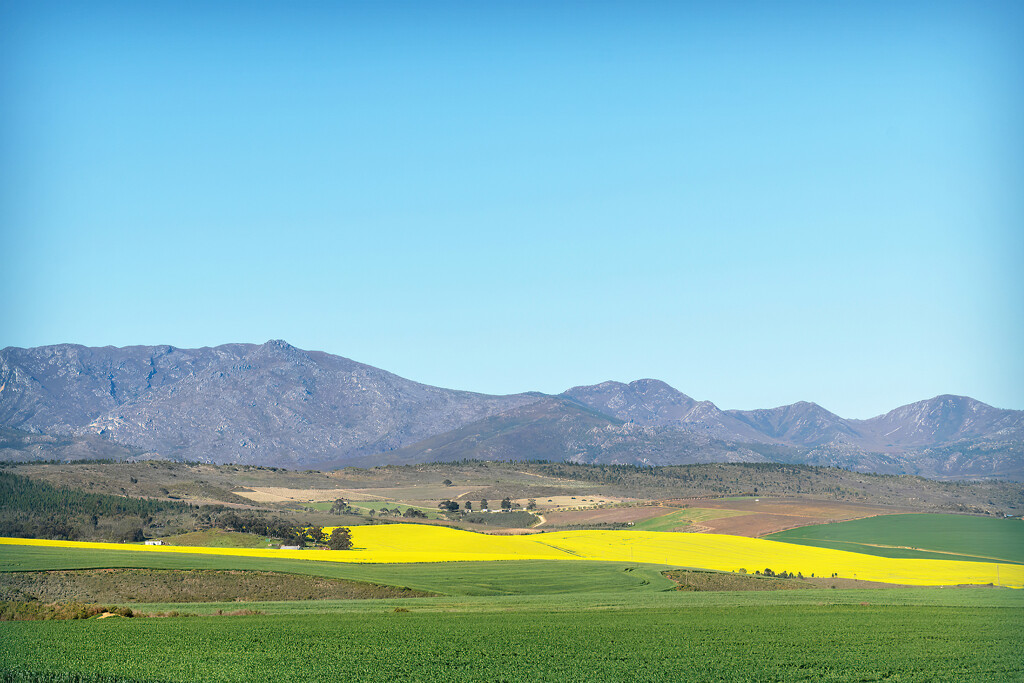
4, 512, 1023, 682
2, 601, 1021, 682
767, 514, 1024, 564
0, 545, 677, 595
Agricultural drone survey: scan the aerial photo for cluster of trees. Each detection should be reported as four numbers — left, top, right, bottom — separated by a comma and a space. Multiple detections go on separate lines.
0, 471, 204, 542
753, 568, 803, 579
369, 507, 425, 519
438, 497, 524, 514
0, 471, 194, 519
328, 498, 356, 515
215, 512, 312, 545
215, 515, 353, 550
0, 470, 358, 547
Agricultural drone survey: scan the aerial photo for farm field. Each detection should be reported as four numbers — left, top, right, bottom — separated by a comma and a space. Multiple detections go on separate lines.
1, 596, 1021, 682
3, 464, 1021, 681
631, 507, 750, 532
537, 498, 929, 536
768, 514, 1024, 564
536, 503, 669, 527
232, 484, 485, 506
118, 585, 1024, 615
671, 497, 920, 536
0, 545, 677, 595
11, 461, 1022, 517
3, 523, 1023, 587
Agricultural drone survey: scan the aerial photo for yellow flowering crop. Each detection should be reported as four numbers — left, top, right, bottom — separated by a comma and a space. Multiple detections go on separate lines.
2, 525, 1020, 588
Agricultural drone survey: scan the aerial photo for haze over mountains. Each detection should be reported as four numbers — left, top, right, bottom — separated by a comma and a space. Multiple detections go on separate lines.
1, 341, 1021, 480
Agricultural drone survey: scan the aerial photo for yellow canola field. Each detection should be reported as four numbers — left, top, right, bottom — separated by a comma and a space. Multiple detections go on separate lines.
2, 524, 1021, 588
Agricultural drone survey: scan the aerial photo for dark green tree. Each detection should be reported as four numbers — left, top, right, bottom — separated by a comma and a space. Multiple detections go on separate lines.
328, 527, 353, 550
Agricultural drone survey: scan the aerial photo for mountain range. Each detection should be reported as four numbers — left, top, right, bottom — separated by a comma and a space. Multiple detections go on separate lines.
1, 341, 1021, 480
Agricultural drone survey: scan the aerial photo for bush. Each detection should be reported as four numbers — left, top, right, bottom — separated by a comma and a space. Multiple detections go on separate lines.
0, 601, 134, 621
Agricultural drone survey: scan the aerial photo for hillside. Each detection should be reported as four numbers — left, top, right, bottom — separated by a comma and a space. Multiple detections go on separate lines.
0, 341, 539, 466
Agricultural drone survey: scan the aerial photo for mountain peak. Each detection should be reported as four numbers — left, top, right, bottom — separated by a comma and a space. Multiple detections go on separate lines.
628, 378, 675, 390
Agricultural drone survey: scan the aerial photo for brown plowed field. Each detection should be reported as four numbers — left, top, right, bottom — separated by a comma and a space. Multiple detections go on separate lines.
702, 513, 820, 537
667, 498, 916, 537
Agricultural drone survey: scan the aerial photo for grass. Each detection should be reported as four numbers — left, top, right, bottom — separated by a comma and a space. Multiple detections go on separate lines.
155, 530, 276, 548
460, 511, 539, 527
3, 529, 1022, 681
768, 514, 1024, 565
118, 585, 1024, 615
631, 507, 749, 531
0, 596, 1020, 682
0, 545, 677, 595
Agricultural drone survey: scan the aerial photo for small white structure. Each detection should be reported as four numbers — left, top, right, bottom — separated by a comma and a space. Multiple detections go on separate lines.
280, 545, 302, 550
144, 539, 166, 546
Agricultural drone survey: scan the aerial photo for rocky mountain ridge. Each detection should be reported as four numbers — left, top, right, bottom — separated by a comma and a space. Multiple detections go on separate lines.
0, 341, 541, 466
1, 342, 1021, 479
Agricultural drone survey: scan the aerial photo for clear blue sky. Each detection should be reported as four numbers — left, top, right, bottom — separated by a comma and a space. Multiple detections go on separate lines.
2, 1, 1021, 418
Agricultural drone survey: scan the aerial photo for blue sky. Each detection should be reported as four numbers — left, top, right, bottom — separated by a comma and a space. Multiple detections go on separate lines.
2, 1, 1021, 418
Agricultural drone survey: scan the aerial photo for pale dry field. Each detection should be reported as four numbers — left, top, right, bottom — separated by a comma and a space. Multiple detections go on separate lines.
233, 485, 485, 505
519, 495, 629, 510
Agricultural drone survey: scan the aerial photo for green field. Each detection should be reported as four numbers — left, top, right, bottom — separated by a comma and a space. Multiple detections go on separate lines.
0, 545, 676, 596
3, 540, 1023, 681
119, 585, 1024, 615
158, 530, 278, 548
630, 507, 748, 532
768, 514, 1024, 564
1, 597, 1021, 682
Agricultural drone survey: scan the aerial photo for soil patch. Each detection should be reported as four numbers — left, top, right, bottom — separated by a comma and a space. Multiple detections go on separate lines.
667, 498, 917, 537
0, 569, 433, 604
703, 513, 826, 537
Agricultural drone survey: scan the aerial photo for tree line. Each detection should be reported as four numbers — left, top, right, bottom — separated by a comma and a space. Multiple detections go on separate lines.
0, 471, 205, 542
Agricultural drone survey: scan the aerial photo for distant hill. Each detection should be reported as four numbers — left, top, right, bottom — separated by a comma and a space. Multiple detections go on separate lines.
1, 342, 1021, 479
0, 341, 540, 466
